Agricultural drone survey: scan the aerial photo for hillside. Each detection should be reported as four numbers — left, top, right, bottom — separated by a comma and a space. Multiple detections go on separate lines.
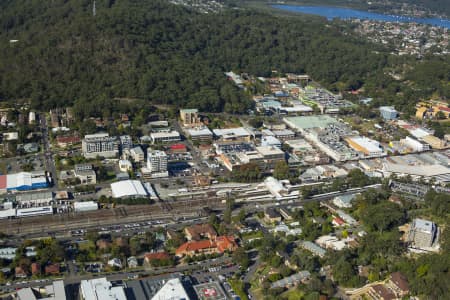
0, 0, 448, 116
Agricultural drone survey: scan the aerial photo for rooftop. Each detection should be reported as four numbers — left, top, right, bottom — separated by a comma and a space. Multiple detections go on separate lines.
283, 115, 337, 130
111, 180, 148, 198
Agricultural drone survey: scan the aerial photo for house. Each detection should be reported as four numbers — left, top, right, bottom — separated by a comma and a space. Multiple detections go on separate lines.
144, 252, 170, 265
31, 263, 41, 275
108, 258, 123, 269
127, 256, 138, 268
368, 284, 396, 300
15, 266, 27, 278
45, 263, 60, 275
387, 272, 409, 298
264, 208, 282, 224
332, 217, 345, 227
96, 239, 112, 250
184, 224, 217, 241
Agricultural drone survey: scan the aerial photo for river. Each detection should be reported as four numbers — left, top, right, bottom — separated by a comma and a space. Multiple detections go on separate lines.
272, 4, 450, 29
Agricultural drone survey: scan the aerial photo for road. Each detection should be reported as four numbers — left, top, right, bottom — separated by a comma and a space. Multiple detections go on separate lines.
39, 113, 58, 189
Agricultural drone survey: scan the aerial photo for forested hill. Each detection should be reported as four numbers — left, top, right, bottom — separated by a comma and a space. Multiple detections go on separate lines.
0, 0, 447, 115
0, 0, 390, 113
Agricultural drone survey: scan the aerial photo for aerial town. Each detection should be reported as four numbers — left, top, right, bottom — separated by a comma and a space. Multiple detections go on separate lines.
0, 70, 448, 300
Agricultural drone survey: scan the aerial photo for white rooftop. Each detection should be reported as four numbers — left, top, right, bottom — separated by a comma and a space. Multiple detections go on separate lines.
187, 127, 213, 136
151, 278, 190, 300
111, 180, 148, 198
213, 127, 251, 138
413, 218, 435, 234
150, 131, 181, 138
383, 162, 450, 177
80, 278, 127, 300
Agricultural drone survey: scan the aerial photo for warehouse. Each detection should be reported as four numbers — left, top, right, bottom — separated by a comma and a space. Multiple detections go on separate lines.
0, 171, 50, 193
111, 180, 149, 198
345, 136, 385, 158
74, 201, 98, 212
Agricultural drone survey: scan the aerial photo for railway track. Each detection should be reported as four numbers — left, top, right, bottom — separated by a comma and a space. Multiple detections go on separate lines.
0, 197, 226, 236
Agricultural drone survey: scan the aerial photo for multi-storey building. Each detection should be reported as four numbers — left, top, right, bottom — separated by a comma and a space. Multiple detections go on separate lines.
147, 149, 168, 176
408, 218, 438, 250
82, 133, 118, 159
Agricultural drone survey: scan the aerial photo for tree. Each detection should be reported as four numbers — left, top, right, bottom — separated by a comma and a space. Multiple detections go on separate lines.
273, 160, 289, 180
233, 247, 250, 270
238, 209, 246, 223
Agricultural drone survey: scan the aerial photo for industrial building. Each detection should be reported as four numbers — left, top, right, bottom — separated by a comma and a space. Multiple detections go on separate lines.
400, 136, 430, 152
0, 171, 50, 193
345, 136, 385, 158
74, 201, 98, 212
111, 180, 149, 199
82, 133, 118, 159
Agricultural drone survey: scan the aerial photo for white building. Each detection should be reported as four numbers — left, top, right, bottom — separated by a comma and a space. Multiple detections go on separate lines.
401, 136, 430, 152
82, 133, 118, 159
130, 146, 145, 162
147, 149, 168, 177
119, 159, 133, 172
152, 278, 190, 300
74, 201, 98, 212
332, 194, 358, 208
111, 180, 148, 198
407, 218, 438, 250
17, 280, 66, 300
150, 131, 181, 144
80, 278, 127, 300
345, 136, 385, 158
261, 135, 282, 148
213, 127, 252, 141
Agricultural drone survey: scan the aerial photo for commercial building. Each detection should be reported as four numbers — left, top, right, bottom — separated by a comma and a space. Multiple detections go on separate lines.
129, 146, 145, 163
82, 133, 118, 159
146, 149, 168, 177
17, 280, 66, 300
379, 106, 398, 120
407, 218, 438, 250
186, 127, 213, 142
119, 135, 133, 152
150, 131, 181, 144
56, 135, 81, 148
80, 278, 127, 300
345, 136, 385, 158
74, 164, 96, 185
151, 278, 191, 300
180, 108, 201, 127
0, 171, 50, 193
111, 180, 149, 199
261, 135, 282, 148
74, 201, 98, 212
213, 127, 252, 141
15, 191, 53, 208
283, 115, 338, 132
